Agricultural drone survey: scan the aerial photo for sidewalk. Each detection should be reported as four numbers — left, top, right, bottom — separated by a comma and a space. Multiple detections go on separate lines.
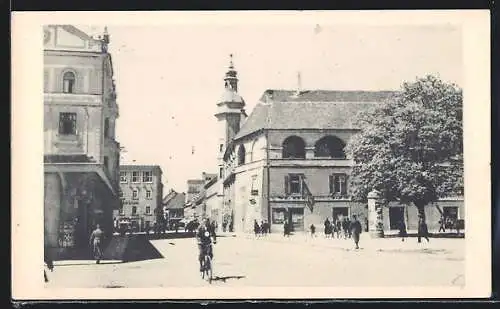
235, 232, 464, 255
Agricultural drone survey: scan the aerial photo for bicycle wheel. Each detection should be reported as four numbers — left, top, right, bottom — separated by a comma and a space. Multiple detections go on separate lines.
204, 256, 212, 283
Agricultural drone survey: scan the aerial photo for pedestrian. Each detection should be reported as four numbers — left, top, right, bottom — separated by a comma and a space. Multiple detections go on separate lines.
398, 219, 407, 242
438, 216, 446, 233
324, 218, 331, 238
254, 219, 261, 237
336, 219, 342, 239
417, 217, 430, 243
89, 224, 104, 264
310, 224, 316, 237
342, 218, 349, 239
350, 215, 362, 249
222, 221, 227, 232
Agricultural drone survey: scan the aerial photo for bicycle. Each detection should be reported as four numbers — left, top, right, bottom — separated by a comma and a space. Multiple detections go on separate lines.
200, 250, 213, 284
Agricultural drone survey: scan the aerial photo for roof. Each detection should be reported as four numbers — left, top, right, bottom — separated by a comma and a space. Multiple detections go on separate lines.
163, 192, 186, 210
120, 165, 163, 173
233, 89, 398, 140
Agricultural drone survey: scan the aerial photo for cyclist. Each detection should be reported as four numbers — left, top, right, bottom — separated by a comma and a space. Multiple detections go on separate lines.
196, 218, 216, 272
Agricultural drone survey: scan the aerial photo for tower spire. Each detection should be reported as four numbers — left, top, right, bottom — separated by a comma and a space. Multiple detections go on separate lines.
224, 53, 238, 92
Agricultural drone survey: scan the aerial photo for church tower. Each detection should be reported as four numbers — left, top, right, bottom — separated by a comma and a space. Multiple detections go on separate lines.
215, 54, 246, 179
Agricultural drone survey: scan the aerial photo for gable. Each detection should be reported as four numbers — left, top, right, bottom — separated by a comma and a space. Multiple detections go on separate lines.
44, 25, 102, 52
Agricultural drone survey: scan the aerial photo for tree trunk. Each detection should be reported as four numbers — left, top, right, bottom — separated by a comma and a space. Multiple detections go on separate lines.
414, 200, 427, 224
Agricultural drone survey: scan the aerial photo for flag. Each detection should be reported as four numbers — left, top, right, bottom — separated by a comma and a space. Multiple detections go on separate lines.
302, 177, 315, 212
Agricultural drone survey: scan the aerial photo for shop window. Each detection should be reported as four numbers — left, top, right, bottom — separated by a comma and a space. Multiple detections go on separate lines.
143, 171, 153, 183
58, 112, 77, 135
285, 174, 303, 195
389, 207, 405, 230
272, 208, 286, 224
131, 171, 140, 183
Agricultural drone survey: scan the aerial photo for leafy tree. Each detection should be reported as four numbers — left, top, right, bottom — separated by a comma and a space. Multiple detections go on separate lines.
346, 75, 463, 223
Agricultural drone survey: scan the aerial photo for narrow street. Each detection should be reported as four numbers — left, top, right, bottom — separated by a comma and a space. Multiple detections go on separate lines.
45, 235, 465, 288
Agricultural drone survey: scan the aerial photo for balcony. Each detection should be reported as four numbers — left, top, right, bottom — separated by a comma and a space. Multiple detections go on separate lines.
270, 158, 354, 168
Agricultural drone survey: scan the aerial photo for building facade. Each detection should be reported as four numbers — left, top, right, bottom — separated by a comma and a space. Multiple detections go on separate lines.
162, 189, 186, 228
215, 58, 464, 235
115, 165, 164, 232
44, 25, 121, 259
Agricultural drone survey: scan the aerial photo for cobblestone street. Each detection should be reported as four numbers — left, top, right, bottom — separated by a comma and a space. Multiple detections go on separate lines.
45, 234, 465, 288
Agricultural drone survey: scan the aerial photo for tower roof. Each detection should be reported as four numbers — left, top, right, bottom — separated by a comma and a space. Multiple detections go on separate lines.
218, 88, 245, 104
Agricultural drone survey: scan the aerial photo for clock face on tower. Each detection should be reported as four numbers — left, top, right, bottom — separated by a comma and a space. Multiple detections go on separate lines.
43, 29, 51, 44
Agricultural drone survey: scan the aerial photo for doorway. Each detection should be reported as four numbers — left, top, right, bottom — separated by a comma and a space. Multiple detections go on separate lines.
389, 207, 405, 230
332, 207, 349, 222
287, 208, 304, 232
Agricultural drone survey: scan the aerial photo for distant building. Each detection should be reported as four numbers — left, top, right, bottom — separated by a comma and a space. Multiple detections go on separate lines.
162, 189, 186, 228
43, 25, 120, 259
115, 165, 164, 232
215, 55, 464, 234
185, 172, 217, 220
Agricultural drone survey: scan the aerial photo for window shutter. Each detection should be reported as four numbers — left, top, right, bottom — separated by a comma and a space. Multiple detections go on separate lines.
284, 175, 290, 195
329, 175, 334, 194
342, 175, 348, 195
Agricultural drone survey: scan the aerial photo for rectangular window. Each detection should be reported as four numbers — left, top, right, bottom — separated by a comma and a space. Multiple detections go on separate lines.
132, 206, 137, 215
146, 190, 152, 199
132, 189, 139, 200
120, 172, 127, 183
146, 206, 151, 214
131, 171, 140, 183
443, 206, 459, 221
329, 174, 347, 195
219, 144, 224, 152
119, 206, 124, 215
285, 174, 302, 195
219, 168, 223, 179
119, 190, 124, 198
58, 112, 77, 135
272, 208, 286, 224
143, 171, 153, 183
251, 175, 258, 196
104, 156, 109, 170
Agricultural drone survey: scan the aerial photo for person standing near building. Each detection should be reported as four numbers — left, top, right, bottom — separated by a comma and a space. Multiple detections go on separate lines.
324, 218, 331, 238
89, 224, 104, 264
254, 219, 261, 237
350, 215, 362, 249
398, 219, 407, 242
310, 224, 316, 237
438, 215, 446, 233
417, 217, 430, 243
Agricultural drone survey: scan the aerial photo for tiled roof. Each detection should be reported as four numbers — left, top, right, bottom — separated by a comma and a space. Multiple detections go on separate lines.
234, 89, 397, 140
163, 192, 186, 210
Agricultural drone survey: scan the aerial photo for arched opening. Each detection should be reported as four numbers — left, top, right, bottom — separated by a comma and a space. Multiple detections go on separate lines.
63, 71, 76, 93
282, 136, 306, 159
237, 144, 246, 165
314, 135, 346, 158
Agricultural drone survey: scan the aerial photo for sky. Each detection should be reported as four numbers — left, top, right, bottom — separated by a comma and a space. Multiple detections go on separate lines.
83, 23, 462, 194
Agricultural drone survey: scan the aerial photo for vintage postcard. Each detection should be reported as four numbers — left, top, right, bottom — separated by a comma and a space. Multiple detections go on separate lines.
11, 10, 491, 300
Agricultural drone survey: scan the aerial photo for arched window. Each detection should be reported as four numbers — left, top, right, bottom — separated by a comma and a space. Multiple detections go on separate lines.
63, 71, 76, 93
282, 136, 306, 159
314, 136, 346, 159
238, 145, 246, 165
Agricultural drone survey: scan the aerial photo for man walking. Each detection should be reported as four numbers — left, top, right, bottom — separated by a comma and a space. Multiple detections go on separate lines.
350, 215, 362, 249
89, 224, 104, 264
417, 217, 430, 243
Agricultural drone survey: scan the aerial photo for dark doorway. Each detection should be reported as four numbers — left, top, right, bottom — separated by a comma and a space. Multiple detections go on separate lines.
389, 207, 404, 230
287, 208, 304, 232
332, 207, 349, 222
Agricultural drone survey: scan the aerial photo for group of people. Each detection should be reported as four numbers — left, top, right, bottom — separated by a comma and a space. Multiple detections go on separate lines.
320, 216, 360, 239
309, 215, 363, 249
253, 219, 270, 237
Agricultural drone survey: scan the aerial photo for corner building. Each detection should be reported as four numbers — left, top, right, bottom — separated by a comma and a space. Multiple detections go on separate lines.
216, 58, 464, 234
43, 25, 121, 259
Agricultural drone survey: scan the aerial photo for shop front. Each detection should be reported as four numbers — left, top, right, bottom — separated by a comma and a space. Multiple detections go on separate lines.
270, 205, 305, 232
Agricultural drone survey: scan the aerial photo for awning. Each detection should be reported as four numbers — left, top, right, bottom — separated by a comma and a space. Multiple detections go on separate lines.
44, 163, 117, 196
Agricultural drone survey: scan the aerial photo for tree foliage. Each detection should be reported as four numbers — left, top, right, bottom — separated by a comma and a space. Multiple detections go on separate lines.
346, 75, 463, 215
